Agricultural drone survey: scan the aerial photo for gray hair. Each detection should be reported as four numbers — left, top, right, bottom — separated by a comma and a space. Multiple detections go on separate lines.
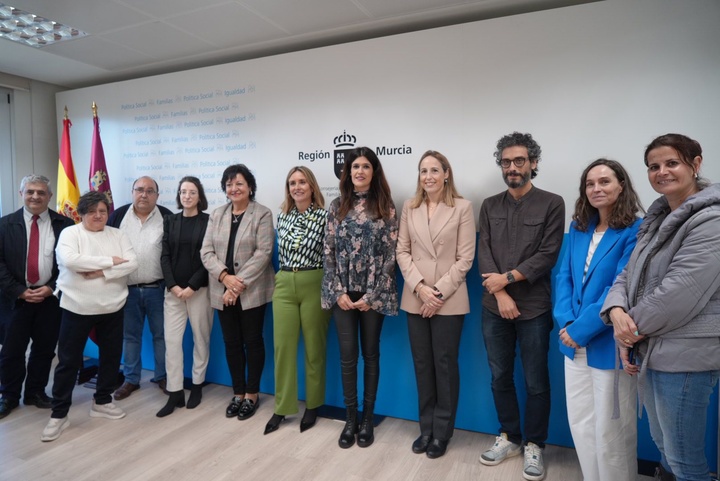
20, 174, 53, 195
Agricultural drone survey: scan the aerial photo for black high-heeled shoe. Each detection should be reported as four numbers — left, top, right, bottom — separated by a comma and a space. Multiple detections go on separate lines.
264, 414, 285, 435
300, 408, 318, 433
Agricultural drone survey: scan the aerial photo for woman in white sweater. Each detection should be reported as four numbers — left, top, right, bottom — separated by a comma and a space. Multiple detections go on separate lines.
41, 191, 138, 442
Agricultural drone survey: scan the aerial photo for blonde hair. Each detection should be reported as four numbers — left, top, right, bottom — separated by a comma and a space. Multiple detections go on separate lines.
409, 150, 462, 208
280, 166, 325, 213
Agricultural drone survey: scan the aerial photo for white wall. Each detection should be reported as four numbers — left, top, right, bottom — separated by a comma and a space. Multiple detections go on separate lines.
55, 0, 720, 220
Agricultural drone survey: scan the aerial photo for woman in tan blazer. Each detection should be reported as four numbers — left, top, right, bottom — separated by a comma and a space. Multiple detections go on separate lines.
201, 164, 274, 420
396, 150, 476, 459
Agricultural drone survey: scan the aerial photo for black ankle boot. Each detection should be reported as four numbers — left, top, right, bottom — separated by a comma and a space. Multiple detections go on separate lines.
357, 404, 374, 448
338, 406, 358, 449
156, 390, 185, 417
186, 384, 202, 409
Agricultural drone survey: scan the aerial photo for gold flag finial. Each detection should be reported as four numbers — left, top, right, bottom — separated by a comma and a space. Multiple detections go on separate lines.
92, 101, 98, 118
64, 105, 68, 120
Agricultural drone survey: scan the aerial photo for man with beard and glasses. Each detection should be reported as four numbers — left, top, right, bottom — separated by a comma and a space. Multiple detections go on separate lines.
476, 132, 564, 481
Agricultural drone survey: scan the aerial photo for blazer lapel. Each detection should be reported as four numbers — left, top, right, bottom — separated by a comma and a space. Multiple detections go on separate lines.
585, 227, 622, 282
233, 201, 254, 257
410, 205, 436, 256
429, 203, 453, 242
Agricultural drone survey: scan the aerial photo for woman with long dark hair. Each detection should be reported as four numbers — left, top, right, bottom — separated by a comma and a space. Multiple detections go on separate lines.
554, 159, 643, 480
322, 146, 398, 449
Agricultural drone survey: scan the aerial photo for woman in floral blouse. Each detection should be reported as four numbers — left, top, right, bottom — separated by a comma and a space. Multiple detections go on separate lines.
322, 146, 398, 450
264, 166, 331, 435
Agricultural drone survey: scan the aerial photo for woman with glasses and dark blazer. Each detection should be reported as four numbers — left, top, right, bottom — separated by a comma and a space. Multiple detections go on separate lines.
157, 176, 212, 417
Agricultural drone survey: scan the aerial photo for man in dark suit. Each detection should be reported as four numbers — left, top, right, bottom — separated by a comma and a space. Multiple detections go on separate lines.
0, 175, 75, 419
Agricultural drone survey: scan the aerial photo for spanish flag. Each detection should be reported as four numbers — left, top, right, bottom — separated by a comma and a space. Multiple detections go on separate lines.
57, 107, 80, 223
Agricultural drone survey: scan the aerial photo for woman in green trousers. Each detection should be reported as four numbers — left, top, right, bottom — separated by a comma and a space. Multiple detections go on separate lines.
264, 166, 331, 434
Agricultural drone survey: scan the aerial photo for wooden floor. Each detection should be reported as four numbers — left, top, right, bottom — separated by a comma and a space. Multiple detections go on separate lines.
1, 369, 654, 481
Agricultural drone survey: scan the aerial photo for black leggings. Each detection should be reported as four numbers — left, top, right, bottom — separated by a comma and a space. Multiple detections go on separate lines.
332, 293, 384, 408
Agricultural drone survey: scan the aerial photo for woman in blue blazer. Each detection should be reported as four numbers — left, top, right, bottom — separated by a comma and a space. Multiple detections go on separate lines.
553, 159, 643, 481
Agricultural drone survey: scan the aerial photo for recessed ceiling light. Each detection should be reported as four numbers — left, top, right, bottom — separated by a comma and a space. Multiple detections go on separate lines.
0, 3, 87, 48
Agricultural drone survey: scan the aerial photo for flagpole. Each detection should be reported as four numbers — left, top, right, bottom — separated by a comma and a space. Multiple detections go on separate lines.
91, 101, 97, 118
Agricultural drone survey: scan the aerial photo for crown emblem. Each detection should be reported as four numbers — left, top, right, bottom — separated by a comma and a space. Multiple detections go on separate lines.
334, 130, 356, 148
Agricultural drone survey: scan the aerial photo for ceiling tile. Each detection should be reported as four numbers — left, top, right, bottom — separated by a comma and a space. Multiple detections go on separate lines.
42, 36, 156, 70
99, 22, 215, 59
166, 3, 288, 48
119, 0, 234, 19
9, 0, 153, 33
239, 0, 370, 35
356, 0, 481, 18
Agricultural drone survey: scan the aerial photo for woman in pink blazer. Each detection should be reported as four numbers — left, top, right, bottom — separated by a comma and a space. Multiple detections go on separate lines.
201, 164, 274, 421
396, 150, 476, 459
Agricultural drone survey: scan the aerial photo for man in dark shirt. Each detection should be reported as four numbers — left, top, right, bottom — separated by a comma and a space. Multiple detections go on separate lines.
477, 132, 565, 481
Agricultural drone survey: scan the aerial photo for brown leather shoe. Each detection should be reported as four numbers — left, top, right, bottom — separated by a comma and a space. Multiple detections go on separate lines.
157, 379, 168, 395
113, 382, 140, 401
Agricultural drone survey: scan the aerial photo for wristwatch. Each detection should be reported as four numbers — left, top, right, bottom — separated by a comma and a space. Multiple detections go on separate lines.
506, 271, 516, 284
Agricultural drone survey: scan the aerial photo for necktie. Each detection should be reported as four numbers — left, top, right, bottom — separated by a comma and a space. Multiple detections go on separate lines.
27, 214, 40, 285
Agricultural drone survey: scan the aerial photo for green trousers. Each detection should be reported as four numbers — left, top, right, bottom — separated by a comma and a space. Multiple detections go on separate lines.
271, 269, 331, 415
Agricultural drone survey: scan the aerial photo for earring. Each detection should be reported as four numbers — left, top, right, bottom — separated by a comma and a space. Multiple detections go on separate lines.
694, 172, 699, 179
444, 179, 448, 183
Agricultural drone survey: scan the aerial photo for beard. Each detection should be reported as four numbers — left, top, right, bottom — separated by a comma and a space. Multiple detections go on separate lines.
503, 170, 531, 189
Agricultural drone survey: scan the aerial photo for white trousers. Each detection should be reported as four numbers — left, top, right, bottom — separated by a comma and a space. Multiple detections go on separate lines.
163, 287, 213, 392
565, 348, 638, 481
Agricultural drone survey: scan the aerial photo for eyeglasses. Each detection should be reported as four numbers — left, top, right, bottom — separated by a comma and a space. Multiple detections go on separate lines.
133, 188, 158, 196
499, 157, 529, 168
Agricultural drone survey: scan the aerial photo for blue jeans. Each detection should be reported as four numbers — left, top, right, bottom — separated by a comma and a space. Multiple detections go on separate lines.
481, 307, 552, 447
122, 285, 166, 384
644, 368, 719, 481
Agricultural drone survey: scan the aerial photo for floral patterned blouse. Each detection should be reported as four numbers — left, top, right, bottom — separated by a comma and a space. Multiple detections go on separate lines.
321, 191, 399, 316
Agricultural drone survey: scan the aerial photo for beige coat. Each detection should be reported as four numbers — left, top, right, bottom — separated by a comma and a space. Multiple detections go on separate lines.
201, 201, 275, 310
396, 198, 476, 315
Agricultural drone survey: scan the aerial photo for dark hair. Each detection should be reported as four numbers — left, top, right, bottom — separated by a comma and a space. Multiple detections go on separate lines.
643, 133, 709, 189
573, 158, 644, 232
337, 147, 393, 220
494, 132, 542, 179
77, 191, 111, 216
220, 164, 257, 201
175, 176, 208, 211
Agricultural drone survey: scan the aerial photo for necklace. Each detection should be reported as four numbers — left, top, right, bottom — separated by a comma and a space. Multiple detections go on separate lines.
232, 210, 245, 224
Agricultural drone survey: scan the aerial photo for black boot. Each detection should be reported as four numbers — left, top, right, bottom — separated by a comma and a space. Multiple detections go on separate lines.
357, 403, 374, 448
186, 384, 202, 409
655, 464, 676, 481
156, 390, 185, 417
338, 405, 358, 449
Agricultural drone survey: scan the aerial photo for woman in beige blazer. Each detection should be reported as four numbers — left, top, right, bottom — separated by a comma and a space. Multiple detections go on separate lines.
201, 164, 274, 420
396, 150, 476, 459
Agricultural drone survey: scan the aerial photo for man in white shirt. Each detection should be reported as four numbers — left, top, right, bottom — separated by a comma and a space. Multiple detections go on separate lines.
108, 176, 172, 400
0, 175, 74, 419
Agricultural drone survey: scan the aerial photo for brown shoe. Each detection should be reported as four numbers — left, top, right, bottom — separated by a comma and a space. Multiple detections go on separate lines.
157, 379, 168, 395
113, 382, 140, 401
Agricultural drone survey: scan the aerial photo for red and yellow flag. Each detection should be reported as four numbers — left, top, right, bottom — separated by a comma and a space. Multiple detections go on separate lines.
57, 108, 80, 223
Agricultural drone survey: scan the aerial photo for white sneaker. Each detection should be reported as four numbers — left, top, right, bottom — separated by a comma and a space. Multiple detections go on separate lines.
41, 417, 69, 442
480, 433, 522, 466
523, 442, 545, 480
90, 401, 126, 420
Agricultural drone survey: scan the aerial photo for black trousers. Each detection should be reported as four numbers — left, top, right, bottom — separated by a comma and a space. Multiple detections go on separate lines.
217, 302, 266, 394
333, 293, 385, 408
407, 313, 464, 442
51, 308, 124, 418
0, 296, 62, 401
